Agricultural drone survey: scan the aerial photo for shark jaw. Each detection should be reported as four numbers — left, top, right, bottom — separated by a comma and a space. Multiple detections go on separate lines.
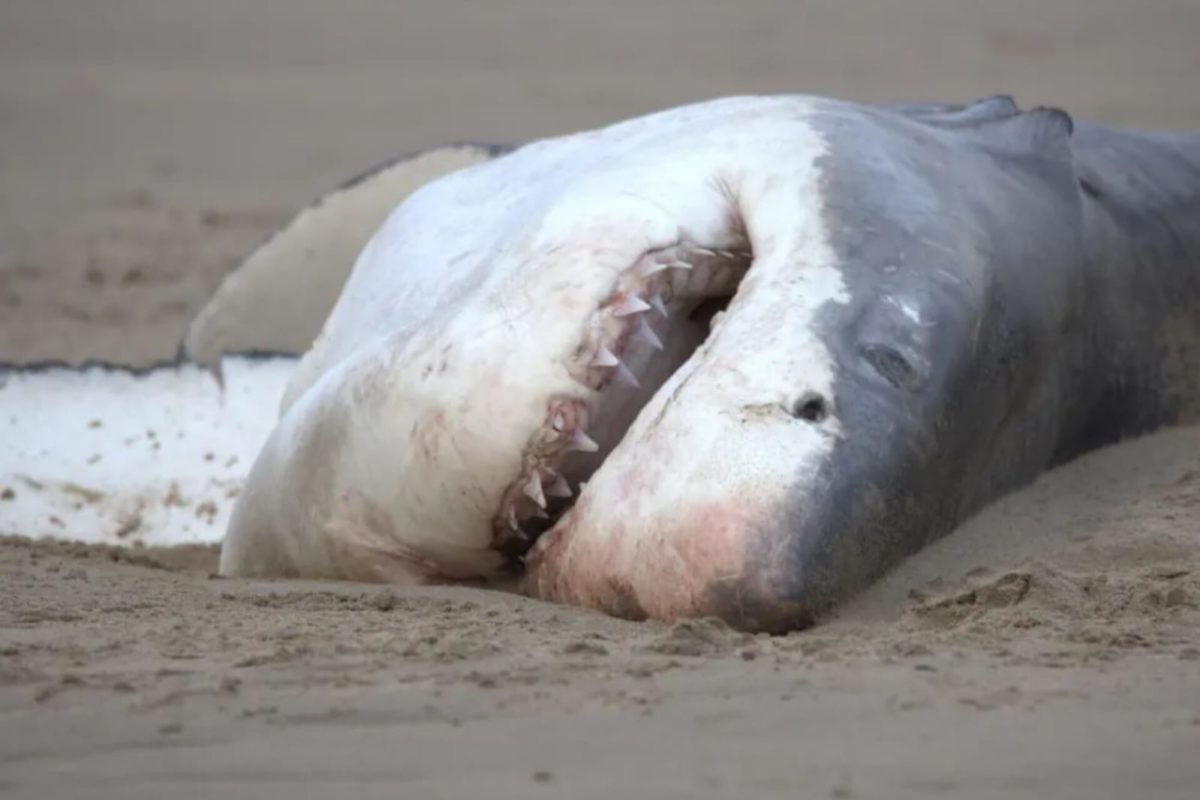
221, 96, 847, 627
490, 240, 752, 559
519, 165, 848, 626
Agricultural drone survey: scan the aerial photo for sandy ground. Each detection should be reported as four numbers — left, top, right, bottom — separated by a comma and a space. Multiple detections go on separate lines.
2, 1, 1200, 797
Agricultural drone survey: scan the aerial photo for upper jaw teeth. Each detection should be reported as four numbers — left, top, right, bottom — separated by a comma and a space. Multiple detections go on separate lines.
523, 471, 547, 508
613, 360, 640, 388
546, 474, 573, 498
567, 427, 599, 453
641, 259, 692, 277
591, 345, 620, 369
633, 317, 663, 350
492, 241, 753, 552
612, 293, 652, 317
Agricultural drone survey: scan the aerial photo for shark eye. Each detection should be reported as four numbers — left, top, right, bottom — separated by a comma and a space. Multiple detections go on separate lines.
791, 392, 829, 423
861, 343, 923, 391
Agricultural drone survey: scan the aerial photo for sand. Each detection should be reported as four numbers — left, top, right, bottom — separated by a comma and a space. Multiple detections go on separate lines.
2, 2, 1199, 797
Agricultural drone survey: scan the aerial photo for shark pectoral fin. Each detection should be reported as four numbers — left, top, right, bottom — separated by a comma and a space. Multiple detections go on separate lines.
182, 143, 515, 371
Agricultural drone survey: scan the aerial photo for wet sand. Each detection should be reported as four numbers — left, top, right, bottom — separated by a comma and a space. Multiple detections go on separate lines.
2, 2, 1199, 797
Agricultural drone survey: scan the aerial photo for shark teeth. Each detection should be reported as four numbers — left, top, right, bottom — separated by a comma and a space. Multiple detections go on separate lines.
641, 259, 693, 277
522, 471, 546, 508
593, 343, 643, 388
633, 316, 663, 350
546, 473, 573, 498
611, 293, 652, 317
613, 360, 640, 388
500, 245, 758, 553
591, 345, 620, 369
567, 427, 599, 453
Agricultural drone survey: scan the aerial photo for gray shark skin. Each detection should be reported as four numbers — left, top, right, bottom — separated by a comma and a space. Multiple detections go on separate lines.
706, 100, 1200, 630
210, 95, 1199, 633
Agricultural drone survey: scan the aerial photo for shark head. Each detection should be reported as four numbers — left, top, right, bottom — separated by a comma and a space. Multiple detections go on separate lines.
222, 94, 1086, 631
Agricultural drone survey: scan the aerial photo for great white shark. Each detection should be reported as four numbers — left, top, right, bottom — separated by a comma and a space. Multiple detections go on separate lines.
3, 95, 1198, 632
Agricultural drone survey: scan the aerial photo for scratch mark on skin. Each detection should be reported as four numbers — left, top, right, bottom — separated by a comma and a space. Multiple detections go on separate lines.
649, 366, 698, 431
918, 235, 963, 259
485, 297, 535, 340
618, 191, 676, 222
709, 174, 740, 208
446, 429, 491, 512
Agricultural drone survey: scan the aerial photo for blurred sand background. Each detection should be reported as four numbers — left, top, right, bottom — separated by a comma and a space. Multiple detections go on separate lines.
1, 1, 1199, 797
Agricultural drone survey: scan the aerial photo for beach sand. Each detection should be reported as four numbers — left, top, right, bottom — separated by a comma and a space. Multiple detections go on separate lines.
2, 2, 1199, 797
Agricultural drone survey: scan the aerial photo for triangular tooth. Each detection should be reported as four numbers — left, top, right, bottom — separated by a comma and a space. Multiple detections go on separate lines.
612, 294, 652, 317
505, 504, 519, 530
648, 295, 669, 317
552, 412, 566, 432
523, 471, 546, 508
530, 507, 550, 520
644, 260, 691, 276
614, 360, 640, 388
634, 317, 663, 350
591, 345, 620, 368
568, 428, 599, 453
546, 474, 573, 498
693, 247, 716, 257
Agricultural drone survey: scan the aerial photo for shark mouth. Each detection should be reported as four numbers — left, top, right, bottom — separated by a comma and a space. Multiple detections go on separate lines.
492, 241, 752, 562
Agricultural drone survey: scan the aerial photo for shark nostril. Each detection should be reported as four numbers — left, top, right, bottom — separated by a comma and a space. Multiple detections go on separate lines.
791, 392, 829, 423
